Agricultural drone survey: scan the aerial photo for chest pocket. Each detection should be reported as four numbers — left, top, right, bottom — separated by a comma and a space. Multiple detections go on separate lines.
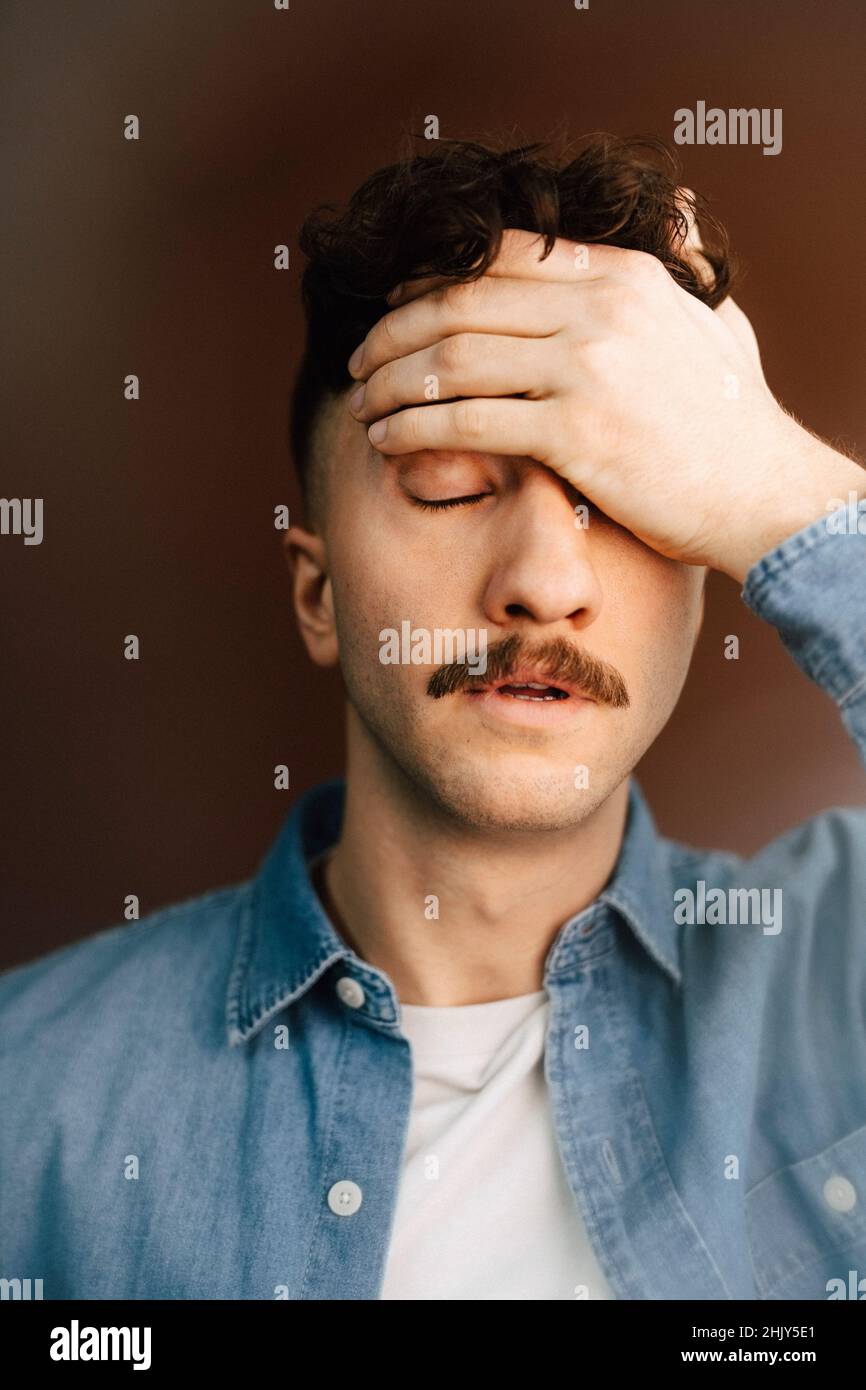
746, 1123, 866, 1299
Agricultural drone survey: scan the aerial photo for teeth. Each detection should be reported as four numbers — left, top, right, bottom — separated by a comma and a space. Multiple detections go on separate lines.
485, 680, 568, 701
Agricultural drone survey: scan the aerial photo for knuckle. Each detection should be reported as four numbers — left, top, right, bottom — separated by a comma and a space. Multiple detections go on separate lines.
376, 359, 397, 397
397, 409, 422, 445
377, 309, 400, 348
403, 408, 422, 442
623, 248, 666, 283
439, 332, 472, 373
579, 334, 620, 375
438, 277, 478, 316
454, 398, 485, 440
608, 282, 650, 332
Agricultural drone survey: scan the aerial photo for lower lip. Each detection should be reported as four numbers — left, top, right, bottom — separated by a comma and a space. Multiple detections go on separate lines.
462, 687, 596, 728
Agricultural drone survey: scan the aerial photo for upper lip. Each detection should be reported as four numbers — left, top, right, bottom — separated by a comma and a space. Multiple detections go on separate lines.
465, 666, 595, 700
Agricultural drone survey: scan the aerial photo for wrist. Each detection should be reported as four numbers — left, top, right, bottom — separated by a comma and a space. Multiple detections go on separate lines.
713, 415, 866, 584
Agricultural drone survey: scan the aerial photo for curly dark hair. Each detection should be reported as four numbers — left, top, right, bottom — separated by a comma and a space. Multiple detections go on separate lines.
289, 132, 733, 521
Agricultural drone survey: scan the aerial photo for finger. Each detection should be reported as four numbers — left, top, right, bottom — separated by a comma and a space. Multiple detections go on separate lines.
351, 275, 582, 381
386, 272, 462, 307
388, 212, 709, 308
365, 395, 555, 462
348, 333, 556, 423
385, 229, 629, 307
665, 192, 760, 366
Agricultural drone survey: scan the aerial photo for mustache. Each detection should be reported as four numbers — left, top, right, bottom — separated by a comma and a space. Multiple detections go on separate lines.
425, 633, 630, 708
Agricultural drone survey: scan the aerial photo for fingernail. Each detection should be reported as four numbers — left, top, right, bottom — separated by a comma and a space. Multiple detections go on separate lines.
348, 344, 364, 375
348, 385, 365, 412
368, 419, 387, 444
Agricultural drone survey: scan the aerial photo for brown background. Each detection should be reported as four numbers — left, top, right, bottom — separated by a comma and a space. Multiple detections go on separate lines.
2, 0, 865, 970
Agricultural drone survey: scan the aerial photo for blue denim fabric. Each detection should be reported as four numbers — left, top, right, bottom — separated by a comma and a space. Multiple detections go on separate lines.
2, 501, 866, 1301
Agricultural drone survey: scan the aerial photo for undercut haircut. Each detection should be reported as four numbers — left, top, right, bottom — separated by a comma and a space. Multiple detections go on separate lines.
289, 132, 733, 525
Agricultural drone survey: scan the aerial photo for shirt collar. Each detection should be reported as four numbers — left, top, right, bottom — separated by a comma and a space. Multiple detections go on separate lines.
226, 774, 679, 1046
595, 777, 681, 985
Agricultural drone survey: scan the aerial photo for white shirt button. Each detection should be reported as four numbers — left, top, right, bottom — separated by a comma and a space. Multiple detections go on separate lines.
823, 1174, 857, 1213
327, 1180, 363, 1216
336, 976, 365, 1009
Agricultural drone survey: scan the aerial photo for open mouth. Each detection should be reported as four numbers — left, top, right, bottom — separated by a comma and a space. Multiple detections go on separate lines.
469, 681, 571, 702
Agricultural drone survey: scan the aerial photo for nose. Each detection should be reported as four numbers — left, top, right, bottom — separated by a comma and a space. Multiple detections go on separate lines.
481, 467, 603, 631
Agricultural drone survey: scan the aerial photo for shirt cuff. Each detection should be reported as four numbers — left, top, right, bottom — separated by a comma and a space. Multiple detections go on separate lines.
740, 497, 866, 712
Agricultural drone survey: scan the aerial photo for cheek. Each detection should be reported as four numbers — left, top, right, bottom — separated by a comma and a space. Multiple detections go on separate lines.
604, 552, 702, 696
328, 531, 437, 693
332, 558, 393, 668
638, 582, 702, 706
329, 497, 473, 638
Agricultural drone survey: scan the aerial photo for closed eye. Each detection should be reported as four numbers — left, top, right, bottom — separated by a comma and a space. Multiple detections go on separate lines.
409, 492, 492, 512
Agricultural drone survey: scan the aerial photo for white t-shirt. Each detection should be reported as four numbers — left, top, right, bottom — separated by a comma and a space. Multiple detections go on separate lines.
379, 988, 615, 1300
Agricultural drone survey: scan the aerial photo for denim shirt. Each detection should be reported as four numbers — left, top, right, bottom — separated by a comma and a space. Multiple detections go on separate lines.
2, 500, 866, 1302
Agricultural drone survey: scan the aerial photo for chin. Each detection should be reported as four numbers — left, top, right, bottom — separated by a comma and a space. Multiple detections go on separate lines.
415, 758, 610, 834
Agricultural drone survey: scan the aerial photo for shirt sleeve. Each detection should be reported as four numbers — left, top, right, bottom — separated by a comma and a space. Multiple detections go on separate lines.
740, 496, 866, 769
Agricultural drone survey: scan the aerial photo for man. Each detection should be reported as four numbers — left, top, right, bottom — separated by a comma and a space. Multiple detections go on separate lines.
2, 136, 865, 1301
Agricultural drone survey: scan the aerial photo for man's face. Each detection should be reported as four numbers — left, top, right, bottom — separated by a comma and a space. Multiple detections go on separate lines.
293, 393, 706, 833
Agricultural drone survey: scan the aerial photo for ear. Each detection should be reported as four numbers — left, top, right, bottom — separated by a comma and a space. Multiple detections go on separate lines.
696, 570, 707, 637
283, 525, 340, 668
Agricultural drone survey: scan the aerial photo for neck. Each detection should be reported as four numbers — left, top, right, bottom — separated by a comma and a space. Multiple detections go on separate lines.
319, 718, 630, 1007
